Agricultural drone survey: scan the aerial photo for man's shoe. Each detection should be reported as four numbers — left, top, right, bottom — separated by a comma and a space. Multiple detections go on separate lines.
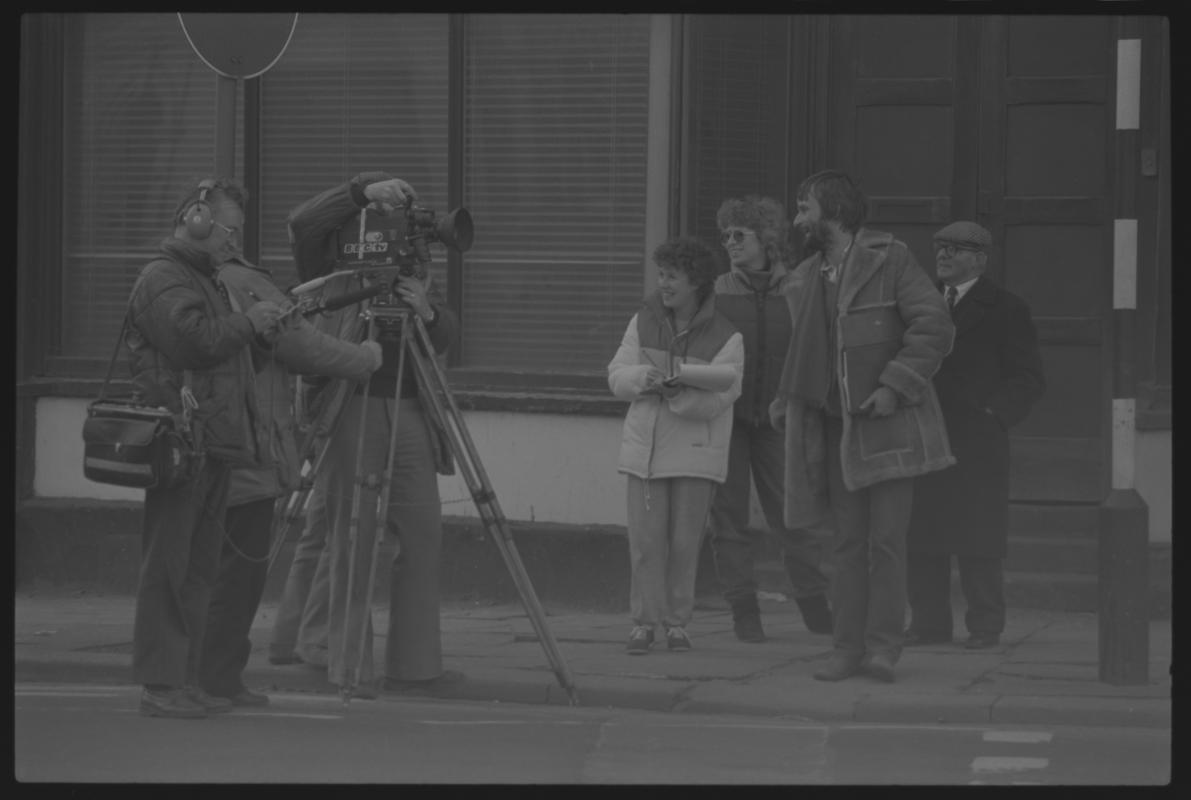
139, 686, 207, 719
795, 593, 834, 635
380, 669, 467, 694
226, 688, 270, 707
813, 654, 863, 682
186, 686, 234, 714
865, 651, 897, 683
626, 625, 655, 654
964, 632, 1001, 650
730, 596, 766, 643
664, 625, 692, 651
903, 629, 952, 646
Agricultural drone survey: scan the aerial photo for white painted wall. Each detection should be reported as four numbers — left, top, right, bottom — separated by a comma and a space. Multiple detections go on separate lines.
39, 397, 630, 526
46, 395, 1172, 541
1136, 430, 1172, 544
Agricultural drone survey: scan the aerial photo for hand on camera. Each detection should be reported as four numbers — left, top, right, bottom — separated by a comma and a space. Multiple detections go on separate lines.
363, 178, 418, 212
244, 300, 283, 336
361, 339, 384, 372
395, 274, 436, 322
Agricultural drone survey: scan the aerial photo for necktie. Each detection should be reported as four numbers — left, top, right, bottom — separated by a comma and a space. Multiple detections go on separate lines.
945, 285, 958, 311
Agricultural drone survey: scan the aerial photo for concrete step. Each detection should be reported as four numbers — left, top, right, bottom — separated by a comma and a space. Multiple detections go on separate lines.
1007, 503, 1099, 538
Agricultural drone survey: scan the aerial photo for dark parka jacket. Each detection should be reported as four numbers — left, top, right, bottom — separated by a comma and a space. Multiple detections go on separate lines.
772, 229, 956, 529
285, 173, 460, 474
125, 238, 264, 466
907, 275, 1045, 557
713, 260, 797, 427
217, 256, 380, 508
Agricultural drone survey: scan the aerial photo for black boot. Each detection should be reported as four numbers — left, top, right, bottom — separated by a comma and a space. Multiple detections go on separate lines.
730, 595, 766, 643
796, 593, 833, 635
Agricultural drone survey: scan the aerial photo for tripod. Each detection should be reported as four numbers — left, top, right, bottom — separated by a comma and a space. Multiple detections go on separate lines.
271, 302, 580, 707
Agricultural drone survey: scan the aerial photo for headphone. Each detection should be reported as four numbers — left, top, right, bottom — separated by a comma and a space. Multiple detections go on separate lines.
182, 178, 218, 239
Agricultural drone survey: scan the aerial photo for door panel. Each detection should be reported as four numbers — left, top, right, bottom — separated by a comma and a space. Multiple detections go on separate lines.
824, 14, 1111, 503
979, 16, 1112, 501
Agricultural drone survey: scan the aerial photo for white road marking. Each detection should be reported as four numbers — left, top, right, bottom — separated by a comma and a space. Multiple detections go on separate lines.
972, 757, 1049, 773
983, 731, 1053, 744
15, 688, 124, 697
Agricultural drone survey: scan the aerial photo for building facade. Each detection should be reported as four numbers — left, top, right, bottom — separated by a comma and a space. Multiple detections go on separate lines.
17, 15, 1171, 576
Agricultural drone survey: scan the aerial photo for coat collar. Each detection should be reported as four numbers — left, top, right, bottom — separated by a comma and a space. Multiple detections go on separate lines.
160, 237, 218, 277
944, 274, 999, 331
728, 259, 790, 292
643, 288, 717, 335
837, 228, 893, 309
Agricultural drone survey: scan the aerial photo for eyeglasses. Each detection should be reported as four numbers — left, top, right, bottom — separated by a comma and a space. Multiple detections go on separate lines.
720, 229, 756, 246
933, 242, 982, 257
213, 221, 241, 239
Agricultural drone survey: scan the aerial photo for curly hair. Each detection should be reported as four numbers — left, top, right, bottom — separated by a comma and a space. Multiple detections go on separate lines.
652, 235, 721, 305
173, 177, 249, 227
794, 170, 867, 233
716, 195, 791, 267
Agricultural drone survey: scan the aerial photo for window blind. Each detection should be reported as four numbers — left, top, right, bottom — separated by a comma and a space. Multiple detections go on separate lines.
258, 14, 450, 294
461, 14, 651, 373
60, 13, 237, 359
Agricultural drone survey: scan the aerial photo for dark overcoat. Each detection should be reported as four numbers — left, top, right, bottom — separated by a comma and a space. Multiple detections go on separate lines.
908, 275, 1045, 557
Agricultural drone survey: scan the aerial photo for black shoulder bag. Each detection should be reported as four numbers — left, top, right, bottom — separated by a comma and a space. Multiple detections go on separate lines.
81, 317, 200, 490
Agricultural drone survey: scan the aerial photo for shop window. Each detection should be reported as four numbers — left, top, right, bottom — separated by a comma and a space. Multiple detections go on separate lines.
60, 13, 239, 360
461, 14, 651, 373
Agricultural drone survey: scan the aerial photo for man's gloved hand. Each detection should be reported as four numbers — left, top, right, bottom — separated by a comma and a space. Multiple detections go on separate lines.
363, 178, 418, 212
244, 300, 283, 335
362, 339, 383, 372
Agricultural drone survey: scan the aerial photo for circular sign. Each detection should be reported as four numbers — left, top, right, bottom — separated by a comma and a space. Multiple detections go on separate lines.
178, 13, 299, 79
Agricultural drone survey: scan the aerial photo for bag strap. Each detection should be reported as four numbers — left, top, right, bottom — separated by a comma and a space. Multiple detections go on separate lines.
96, 316, 130, 403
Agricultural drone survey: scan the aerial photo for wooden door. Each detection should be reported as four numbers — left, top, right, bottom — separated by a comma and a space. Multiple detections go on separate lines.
976, 16, 1113, 502
823, 14, 1111, 503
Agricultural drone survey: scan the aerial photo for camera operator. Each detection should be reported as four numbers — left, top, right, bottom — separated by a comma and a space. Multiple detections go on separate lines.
125, 177, 283, 718
285, 172, 463, 694
195, 249, 384, 708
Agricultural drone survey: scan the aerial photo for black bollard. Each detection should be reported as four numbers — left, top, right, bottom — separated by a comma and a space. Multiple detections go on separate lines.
1097, 488, 1149, 685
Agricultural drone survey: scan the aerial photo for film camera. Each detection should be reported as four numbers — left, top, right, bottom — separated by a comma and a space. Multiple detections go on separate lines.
333, 202, 474, 300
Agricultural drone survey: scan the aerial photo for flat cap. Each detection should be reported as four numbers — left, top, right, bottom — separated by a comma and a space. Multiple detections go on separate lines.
933, 220, 992, 249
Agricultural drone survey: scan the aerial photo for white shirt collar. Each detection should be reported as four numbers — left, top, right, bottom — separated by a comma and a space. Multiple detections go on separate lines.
947, 275, 981, 304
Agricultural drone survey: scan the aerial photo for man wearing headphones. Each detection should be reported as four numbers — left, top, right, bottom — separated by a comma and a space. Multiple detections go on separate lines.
126, 177, 283, 718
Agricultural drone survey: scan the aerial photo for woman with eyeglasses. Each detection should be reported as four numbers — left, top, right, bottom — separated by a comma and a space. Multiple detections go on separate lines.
607, 236, 743, 655
708, 196, 834, 644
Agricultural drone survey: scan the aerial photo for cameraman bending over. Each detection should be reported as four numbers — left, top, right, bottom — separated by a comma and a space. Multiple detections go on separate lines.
286, 172, 462, 694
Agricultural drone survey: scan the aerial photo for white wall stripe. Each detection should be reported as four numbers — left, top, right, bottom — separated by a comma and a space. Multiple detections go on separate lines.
1116, 38, 1141, 130
982, 731, 1054, 744
971, 756, 1049, 773
1114, 219, 1138, 310
1113, 397, 1137, 490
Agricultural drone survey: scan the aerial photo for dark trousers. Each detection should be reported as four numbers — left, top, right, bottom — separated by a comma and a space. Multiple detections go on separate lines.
199, 497, 274, 696
825, 415, 913, 661
132, 458, 230, 688
709, 420, 829, 604
906, 551, 1005, 637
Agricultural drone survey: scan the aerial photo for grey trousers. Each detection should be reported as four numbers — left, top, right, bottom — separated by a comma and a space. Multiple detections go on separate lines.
324, 395, 444, 687
626, 475, 715, 630
269, 470, 331, 662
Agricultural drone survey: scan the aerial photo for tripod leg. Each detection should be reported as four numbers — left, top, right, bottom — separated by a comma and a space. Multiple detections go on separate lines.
347, 312, 409, 696
338, 319, 383, 705
408, 317, 581, 706
267, 375, 356, 580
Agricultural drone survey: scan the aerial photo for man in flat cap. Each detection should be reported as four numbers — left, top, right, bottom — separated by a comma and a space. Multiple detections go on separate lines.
904, 220, 1046, 650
